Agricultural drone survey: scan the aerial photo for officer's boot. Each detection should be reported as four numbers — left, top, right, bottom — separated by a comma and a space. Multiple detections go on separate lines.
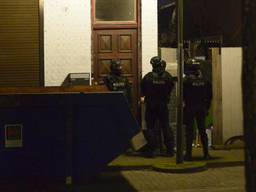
201, 136, 211, 160
166, 143, 174, 157
184, 138, 193, 161
163, 128, 175, 157
143, 129, 157, 158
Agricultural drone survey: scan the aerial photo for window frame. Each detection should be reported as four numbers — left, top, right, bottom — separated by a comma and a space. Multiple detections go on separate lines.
92, 0, 138, 28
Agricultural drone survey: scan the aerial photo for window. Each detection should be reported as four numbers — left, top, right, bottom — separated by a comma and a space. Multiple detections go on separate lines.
94, 0, 136, 23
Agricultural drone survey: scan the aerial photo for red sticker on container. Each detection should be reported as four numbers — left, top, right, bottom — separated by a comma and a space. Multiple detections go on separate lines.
5, 124, 23, 148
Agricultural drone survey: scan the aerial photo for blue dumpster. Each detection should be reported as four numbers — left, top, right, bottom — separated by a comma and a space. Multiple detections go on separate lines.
0, 94, 67, 190
0, 91, 140, 189
71, 92, 140, 183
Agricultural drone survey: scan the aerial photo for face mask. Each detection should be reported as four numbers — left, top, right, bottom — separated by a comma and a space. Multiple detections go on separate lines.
112, 65, 122, 75
153, 66, 164, 75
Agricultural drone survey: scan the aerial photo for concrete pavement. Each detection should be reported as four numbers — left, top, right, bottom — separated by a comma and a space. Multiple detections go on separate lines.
108, 148, 245, 170
74, 166, 245, 192
71, 148, 246, 192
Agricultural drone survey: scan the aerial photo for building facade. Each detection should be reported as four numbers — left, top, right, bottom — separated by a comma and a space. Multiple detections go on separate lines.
0, 0, 244, 146
0, 0, 158, 86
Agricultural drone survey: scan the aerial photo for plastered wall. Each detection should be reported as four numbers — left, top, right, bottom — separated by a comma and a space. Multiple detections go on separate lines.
221, 48, 243, 142
44, 0, 158, 84
160, 47, 177, 76
44, 0, 91, 86
141, 0, 158, 76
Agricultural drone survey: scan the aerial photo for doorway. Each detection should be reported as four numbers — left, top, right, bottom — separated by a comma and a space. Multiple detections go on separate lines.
91, 0, 140, 117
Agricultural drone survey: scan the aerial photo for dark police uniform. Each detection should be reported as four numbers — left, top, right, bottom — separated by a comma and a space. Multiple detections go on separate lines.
183, 65, 212, 160
105, 60, 131, 105
141, 58, 174, 157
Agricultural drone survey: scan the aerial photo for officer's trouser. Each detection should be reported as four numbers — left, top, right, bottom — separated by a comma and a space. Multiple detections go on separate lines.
184, 106, 208, 157
145, 102, 174, 153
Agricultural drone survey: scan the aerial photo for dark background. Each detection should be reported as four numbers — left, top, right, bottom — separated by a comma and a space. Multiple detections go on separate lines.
158, 0, 242, 47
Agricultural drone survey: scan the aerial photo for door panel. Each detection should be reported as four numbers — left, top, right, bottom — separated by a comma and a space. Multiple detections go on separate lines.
93, 29, 138, 116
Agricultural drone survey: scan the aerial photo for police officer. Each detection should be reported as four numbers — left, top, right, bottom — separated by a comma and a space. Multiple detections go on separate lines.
183, 61, 213, 161
105, 59, 131, 105
141, 56, 175, 157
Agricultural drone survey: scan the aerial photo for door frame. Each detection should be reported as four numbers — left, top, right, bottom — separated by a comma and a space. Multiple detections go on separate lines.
91, 0, 142, 118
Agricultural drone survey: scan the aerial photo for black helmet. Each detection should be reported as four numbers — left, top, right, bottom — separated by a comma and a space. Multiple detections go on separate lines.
150, 56, 162, 68
110, 59, 122, 75
150, 56, 166, 75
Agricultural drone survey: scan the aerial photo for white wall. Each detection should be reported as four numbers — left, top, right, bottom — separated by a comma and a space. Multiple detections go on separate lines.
160, 47, 177, 76
44, 0, 159, 83
44, 0, 91, 86
221, 48, 243, 142
141, 0, 158, 76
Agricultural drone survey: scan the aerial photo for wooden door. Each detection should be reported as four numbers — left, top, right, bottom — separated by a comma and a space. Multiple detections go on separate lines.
93, 29, 138, 116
